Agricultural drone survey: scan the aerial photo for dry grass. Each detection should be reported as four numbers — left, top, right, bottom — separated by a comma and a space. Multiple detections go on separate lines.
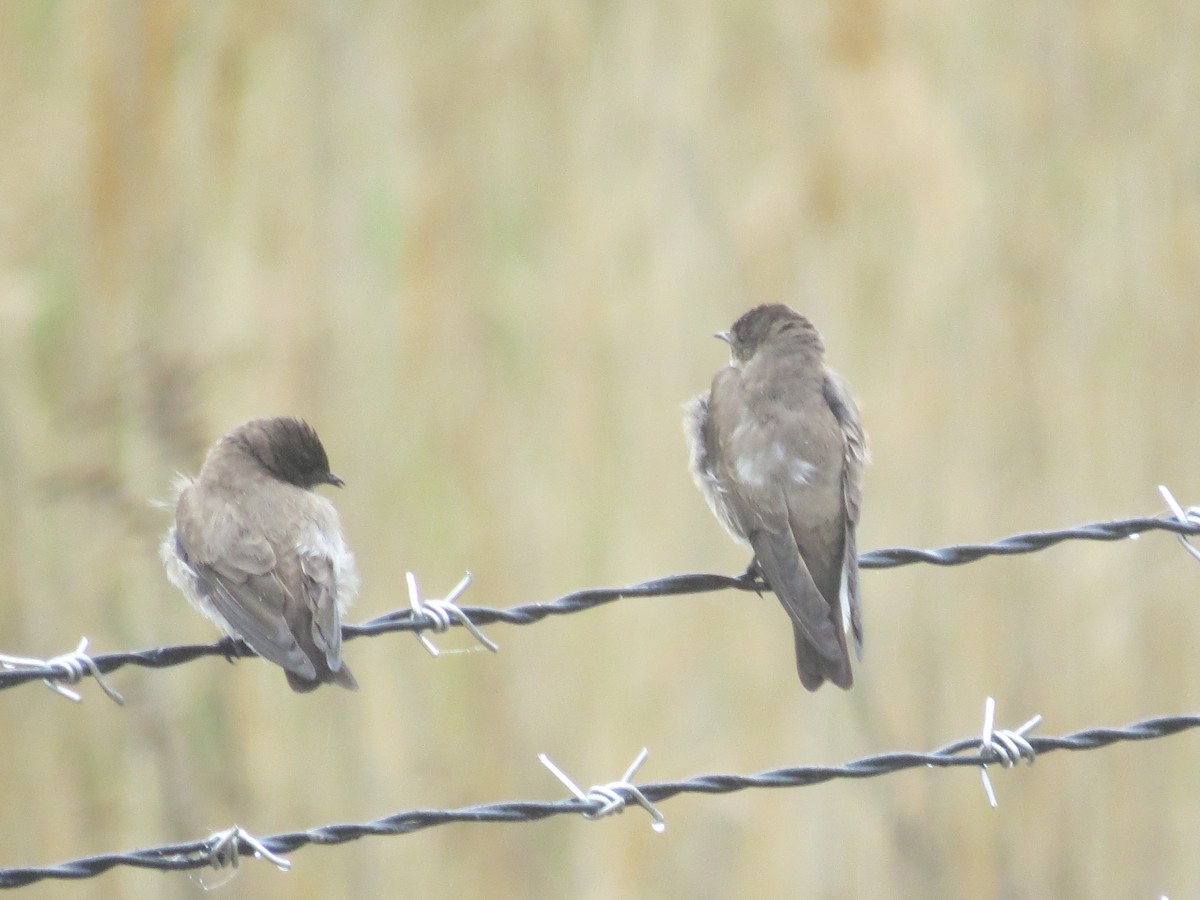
1, 1, 1198, 897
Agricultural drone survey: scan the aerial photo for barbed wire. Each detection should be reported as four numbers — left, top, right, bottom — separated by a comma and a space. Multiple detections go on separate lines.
1, 704, 1197, 888
1, 504, 1197, 697
1, 493, 1197, 887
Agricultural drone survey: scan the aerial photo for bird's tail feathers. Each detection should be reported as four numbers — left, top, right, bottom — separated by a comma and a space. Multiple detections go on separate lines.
285, 661, 358, 693
793, 624, 852, 691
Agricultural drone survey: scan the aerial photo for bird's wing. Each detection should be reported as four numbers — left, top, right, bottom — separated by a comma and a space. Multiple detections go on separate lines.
296, 525, 344, 670
746, 524, 843, 663
823, 369, 866, 522
177, 515, 319, 681
823, 368, 867, 658
685, 390, 747, 543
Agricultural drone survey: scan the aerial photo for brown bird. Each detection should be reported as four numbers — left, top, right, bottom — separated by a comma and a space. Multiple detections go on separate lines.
161, 417, 359, 692
685, 305, 867, 690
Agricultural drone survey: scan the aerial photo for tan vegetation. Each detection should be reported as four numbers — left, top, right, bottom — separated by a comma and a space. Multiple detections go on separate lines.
1, 2, 1198, 896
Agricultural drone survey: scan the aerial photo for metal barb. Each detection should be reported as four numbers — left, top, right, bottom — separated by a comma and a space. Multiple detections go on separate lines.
48, 638, 125, 705
0, 637, 123, 705
406, 571, 498, 656
1158, 485, 1200, 564
978, 697, 1041, 808
203, 826, 291, 873
539, 748, 666, 832
205, 827, 240, 870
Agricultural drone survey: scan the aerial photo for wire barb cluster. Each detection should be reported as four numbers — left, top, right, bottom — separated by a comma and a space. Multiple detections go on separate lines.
1159, 485, 1200, 564
0, 638, 124, 705
2, 708, 1198, 888
1, 496, 1196, 697
405, 571, 498, 656
540, 748, 666, 832
977, 697, 1041, 808
204, 825, 291, 873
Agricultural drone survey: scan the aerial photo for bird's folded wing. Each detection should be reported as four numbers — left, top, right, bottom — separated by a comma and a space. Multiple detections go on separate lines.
748, 527, 843, 662
298, 544, 343, 670
824, 369, 867, 658
192, 540, 318, 681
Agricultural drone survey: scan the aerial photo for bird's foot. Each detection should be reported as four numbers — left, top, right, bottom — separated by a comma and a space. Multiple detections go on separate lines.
739, 557, 767, 597
217, 635, 244, 665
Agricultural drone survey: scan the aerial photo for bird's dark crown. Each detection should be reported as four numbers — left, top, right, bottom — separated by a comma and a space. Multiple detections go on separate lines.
726, 304, 823, 363
229, 417, 341, 489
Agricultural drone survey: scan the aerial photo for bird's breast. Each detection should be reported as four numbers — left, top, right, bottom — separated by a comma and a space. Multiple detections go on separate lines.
730, 434, 817, 489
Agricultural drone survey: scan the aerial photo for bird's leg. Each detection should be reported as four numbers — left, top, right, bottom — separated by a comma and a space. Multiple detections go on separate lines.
740, 556, 766, 597
217, 635, 244, 665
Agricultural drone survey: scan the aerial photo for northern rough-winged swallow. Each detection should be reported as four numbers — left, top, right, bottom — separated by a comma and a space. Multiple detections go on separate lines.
161, 417, 359, 692
685, 305, 867, 690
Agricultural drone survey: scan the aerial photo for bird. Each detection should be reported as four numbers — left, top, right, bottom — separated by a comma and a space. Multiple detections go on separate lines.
684, 304, 867, 690
160, 416, 359, 692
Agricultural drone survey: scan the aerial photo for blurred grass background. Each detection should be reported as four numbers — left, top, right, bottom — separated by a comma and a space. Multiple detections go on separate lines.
1, 1, 1198, 897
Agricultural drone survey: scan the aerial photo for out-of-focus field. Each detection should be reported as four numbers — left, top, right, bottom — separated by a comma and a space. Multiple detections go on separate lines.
1, 2, 1198, 897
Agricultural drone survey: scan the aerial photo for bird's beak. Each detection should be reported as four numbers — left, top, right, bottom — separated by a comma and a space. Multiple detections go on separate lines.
714, 331, 732, 345
325, 473, 346, 488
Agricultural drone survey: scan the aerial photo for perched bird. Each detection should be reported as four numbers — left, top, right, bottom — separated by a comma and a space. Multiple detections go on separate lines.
161, 417, 359, 692
685, 305, 867, 690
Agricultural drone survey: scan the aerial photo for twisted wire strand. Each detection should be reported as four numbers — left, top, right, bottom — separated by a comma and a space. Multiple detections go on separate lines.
1, 513, 1196, 694
2, 711, 1197, 888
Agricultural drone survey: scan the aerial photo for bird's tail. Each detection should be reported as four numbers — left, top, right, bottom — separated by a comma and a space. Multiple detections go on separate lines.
793, 624, 852, 691
285, 661, 359, 693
